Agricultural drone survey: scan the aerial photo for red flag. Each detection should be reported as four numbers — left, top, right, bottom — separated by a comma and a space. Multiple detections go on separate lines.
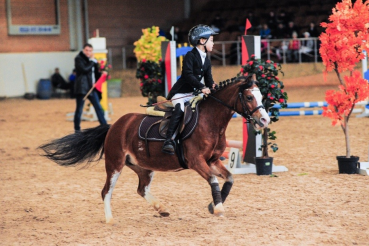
245, 19, 252, 35
95, 73, 107, 92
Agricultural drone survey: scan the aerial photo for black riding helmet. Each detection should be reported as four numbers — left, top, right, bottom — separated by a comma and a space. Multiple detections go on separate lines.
188, 24, 218, 47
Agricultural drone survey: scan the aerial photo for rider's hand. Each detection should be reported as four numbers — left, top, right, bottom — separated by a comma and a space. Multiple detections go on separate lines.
201, 87, 211, 95
102, 71, 108, 75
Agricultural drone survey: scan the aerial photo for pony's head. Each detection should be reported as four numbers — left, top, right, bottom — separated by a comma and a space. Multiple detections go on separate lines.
234, 74, 270, 130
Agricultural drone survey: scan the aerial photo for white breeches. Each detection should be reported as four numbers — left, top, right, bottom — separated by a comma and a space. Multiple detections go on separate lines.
171, 93, 195, 111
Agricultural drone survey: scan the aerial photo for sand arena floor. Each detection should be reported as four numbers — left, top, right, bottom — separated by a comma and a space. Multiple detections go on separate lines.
1, 85, 369, 245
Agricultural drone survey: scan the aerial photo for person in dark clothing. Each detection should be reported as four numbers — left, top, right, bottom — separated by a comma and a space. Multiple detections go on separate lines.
260, 24, 272, 39
285, 21, 299, 38
267, 11, 278, 31
274, 23, 287, 39
308, 22, 320, 37
210, 14, 224, 32
68, 69, 76, 98
162, 24, 217, 155
73, 43, 107, 132
51, 68, 69, 90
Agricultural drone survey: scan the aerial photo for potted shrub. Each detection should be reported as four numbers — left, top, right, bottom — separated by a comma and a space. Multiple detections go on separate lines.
136, 59, 164, 105
238, 55, 288, 175
319, 0, 369, 174
134, 26, 167, 104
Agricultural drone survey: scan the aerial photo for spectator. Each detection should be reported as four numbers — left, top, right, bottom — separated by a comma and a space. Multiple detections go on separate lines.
227, 17, 241, 33
308, 22, 320, 37
158, 27, 166, 37
285, 21, 299, 38
210, 14, 224, 32
240, 12, 259, 33
287, 32, 300, 62
277, 10, 289, 26
73, 43, 107, 133
267, 11, 278, 31
168, 26, 185, 43
275, 40, 289, 61
299, 32, 314, 60
68, 69, 76, 98
173, 27, 184, 43
51, 68, 69, 90
260, 24, 272, 39
274, 23, 287, 39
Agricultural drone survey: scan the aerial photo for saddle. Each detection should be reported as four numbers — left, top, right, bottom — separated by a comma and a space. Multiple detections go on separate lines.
138, 96, 203, 168
139, 95, 202, 141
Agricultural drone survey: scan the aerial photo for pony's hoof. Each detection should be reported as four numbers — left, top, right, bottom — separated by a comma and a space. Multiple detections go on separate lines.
208, 202, 214, 214
158, 207, 170, 217
106, 218, 116, 224
213, 203, 225, 217
214, 212, 225, 217
159, 211, 170, 217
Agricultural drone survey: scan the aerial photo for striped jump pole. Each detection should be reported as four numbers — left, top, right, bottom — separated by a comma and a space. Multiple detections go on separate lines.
273, 101, 328, 109
231, 101, 366, 117
279, 108, 363, 116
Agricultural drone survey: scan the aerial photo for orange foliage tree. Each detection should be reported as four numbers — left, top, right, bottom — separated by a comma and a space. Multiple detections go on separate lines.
319, 0, 369, 158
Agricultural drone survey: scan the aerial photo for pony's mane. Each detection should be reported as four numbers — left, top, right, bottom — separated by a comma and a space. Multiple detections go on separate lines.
215, 75, 254, 92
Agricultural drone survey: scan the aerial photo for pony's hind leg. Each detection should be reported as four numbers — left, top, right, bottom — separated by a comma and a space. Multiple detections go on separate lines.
101, 149, 126, 224
128, 165, 170, 217
101, 169, 122, 224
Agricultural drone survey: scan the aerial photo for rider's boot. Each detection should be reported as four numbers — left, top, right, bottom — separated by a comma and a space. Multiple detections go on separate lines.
162, 104, 183, 155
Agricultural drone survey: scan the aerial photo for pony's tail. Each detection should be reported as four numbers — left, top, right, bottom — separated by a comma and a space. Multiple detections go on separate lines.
38, 124, 111, 167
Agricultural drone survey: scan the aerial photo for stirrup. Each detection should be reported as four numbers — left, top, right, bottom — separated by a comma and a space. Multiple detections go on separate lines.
162, 140, 175, 155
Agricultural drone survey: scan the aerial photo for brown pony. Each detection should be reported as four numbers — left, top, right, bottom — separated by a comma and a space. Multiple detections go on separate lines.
39, 75, 270, 223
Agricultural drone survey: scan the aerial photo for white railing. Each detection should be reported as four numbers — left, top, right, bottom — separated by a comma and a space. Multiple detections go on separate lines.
115, 37, 320, 69
211, 37, 320, 66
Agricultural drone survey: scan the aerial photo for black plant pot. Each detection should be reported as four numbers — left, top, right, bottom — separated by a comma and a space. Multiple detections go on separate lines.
336, 156, 359, 174
254, 157, 273, 175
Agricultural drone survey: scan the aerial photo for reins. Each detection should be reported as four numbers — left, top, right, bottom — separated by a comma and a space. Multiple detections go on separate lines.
206, 82, 264, 123
140, 93, 198, 107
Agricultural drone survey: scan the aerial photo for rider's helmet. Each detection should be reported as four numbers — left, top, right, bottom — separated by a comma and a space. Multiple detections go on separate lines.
188, 24, 218, 47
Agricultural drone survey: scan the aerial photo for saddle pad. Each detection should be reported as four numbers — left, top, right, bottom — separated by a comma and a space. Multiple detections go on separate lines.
138, 109, 199, 142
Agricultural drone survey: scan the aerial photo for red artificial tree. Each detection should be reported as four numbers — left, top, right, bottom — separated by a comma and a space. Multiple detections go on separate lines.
319, 0, 369, 158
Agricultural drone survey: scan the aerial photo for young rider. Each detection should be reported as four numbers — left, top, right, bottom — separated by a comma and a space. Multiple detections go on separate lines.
162, 24, 218, 155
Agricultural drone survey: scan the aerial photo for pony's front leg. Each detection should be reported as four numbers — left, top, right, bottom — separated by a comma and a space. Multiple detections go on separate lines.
191, 160, 226, 217
208, 159, 234, 215
209, 175, 226, 217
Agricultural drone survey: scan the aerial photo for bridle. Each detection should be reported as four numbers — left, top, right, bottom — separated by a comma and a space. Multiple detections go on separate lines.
206, 81, 265, 123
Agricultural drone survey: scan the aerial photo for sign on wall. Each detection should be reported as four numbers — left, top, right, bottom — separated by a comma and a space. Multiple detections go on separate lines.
6, 0, 61, 35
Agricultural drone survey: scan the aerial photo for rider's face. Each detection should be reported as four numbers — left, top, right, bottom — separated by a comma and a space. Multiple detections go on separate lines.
205, 36, 214, 52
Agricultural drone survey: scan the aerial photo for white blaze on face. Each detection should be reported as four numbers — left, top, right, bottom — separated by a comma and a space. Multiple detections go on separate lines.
251, 89, 270, 127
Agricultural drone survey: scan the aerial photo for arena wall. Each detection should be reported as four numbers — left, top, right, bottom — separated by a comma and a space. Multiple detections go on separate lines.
0, 0, 70, 53
0, 1, 211, 97
0, 0, 211, 53
0, 52, 78, 97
